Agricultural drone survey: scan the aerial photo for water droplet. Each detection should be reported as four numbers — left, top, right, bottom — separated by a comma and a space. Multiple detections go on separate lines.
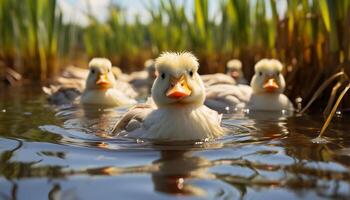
1, 109, 6, 113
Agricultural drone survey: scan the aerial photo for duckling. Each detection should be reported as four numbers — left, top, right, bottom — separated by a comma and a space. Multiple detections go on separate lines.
226, 59, 247, 84
247, 59, 294, 111
81, 58, 137, 106
43, 59, 138, 105
113, 52, 224, 141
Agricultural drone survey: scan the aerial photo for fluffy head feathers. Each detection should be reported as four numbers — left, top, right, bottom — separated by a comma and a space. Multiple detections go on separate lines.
226, 59, 242, 70
254, 59, 283, 73
155, 52, 199, 74
89, 58, 112, 71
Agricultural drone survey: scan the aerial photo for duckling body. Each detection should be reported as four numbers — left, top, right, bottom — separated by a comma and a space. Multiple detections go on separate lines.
127, 104, 223, 141
113, 52, 224, 141
81, 88, 136, 106
204, 84, 252, 112
201, 73, 236, 87
247, 93, 294, 111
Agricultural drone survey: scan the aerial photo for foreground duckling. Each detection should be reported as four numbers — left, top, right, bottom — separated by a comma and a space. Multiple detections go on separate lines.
81, 58, 137, 106
247, 59, 294, 111
226, 59, 247, 84
113, 52, 224, 141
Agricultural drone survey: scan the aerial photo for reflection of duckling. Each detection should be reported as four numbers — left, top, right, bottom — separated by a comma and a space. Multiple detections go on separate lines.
81, 58, 137, 106
247, 59, 294, 111
152, 150, 209, 196
113, 52, 224, 141
226, 59, 247, 84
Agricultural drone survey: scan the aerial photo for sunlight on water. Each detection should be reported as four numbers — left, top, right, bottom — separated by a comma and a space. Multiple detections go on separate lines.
1, 86, 350, 199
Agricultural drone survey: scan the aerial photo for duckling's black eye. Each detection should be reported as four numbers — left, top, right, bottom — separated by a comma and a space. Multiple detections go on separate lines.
91, 69, 95, 74
259, 72, 263, 76
189, 71, 193, 77
108, 69, 110, 73
161, 73, 166, 79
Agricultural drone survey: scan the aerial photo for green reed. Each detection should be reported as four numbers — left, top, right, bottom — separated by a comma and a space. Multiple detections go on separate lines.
0, 0, 349, 108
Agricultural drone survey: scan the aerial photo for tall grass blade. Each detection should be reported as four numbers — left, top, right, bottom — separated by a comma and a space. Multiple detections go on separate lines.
318, 83, 350, 138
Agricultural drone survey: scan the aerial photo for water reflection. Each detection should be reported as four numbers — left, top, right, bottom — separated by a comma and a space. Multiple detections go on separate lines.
2, 86, 350, 199
151, 150, 210, 196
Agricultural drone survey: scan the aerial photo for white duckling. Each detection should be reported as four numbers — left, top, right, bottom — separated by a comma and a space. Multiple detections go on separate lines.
80, 58, 137, 106
226, 59, 248, 84
43, 59, 138, 105
61, 64, 138, 98
247, 59, 294, 111
113, 52, 224, 141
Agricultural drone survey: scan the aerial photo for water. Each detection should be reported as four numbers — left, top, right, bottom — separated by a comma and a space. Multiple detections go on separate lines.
1, 85, 350, 200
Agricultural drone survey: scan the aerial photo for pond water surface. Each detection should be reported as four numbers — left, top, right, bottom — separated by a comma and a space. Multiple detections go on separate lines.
1, 85, 350, 200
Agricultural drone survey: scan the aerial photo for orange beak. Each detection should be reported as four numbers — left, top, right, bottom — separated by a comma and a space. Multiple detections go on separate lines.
231, 70, 240, 79
96, 74, 110, 89
263, 77, 279, 92
166, 75, 192, 99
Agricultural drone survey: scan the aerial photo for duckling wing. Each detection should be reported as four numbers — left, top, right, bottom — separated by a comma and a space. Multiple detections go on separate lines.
61, 66, 89, 80
201, 73, 236, 87
57, 77, 85, 92
43, 86, 81, 105
112, 103, 156, 134
115, 80, 139, 98
205, 84, 252, 112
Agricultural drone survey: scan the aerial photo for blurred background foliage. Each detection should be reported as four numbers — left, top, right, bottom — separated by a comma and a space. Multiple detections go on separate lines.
0, 0, 349, 106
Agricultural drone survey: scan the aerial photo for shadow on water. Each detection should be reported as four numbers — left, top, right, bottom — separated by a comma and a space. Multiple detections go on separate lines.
1, 85, 350, 199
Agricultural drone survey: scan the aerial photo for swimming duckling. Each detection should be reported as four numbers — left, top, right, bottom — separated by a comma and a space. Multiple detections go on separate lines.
247, 59, 294, 111
43, 59, 138, 105
81, 58, 137, 106
113, 52, 224, 141
226, 59, 247, 84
